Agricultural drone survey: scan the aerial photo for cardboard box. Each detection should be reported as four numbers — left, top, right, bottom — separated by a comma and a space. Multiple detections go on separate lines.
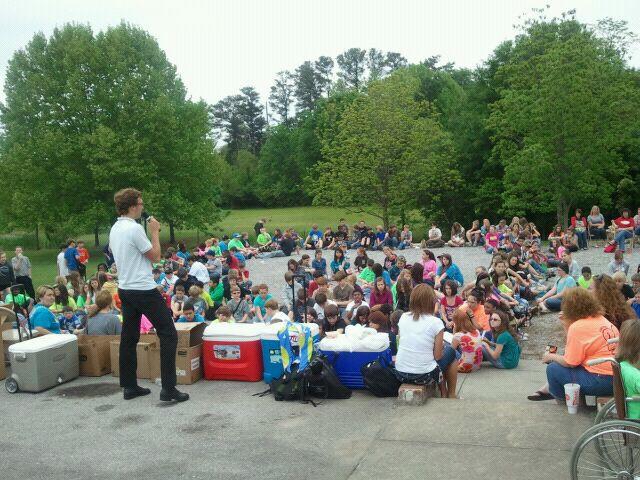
77, 335, 119, 376
149, 344, 202, 385
175, 323, 206, 348
110, 340, 156, 379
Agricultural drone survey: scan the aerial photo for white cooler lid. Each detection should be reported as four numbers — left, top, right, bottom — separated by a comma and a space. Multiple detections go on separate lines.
9, 333, 77, 354
203, 323, 265, 341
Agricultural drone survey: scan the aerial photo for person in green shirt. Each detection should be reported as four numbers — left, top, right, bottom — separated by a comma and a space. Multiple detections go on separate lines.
227, 234, 245, 252
358, 259, 376, 284
617, 318, 640, 419
3, 290, 33, 311
577, 266, 593, 289
256, 227, 272, 252
482, 310, 520, 369
209, 276, 225, 305
49, 285, 77, 314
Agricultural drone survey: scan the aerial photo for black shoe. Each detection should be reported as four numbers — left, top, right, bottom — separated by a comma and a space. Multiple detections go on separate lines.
123, 386, 151, 400
160, 388, 190, 402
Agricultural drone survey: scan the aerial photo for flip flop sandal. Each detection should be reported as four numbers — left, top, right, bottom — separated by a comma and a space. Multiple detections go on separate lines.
527, 391, 554, 401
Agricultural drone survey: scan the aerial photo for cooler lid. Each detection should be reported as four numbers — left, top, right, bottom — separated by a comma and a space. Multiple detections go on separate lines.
9, 333, 77, 354
203, 322, 265, 340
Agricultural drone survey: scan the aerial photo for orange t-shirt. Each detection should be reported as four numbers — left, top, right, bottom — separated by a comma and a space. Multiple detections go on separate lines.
463, 302, 489, 331
564, 315, 619, 375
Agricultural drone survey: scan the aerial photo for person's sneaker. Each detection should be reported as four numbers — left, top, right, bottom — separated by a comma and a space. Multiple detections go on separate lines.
123, 386, 151, 400
160, 388, 190, 402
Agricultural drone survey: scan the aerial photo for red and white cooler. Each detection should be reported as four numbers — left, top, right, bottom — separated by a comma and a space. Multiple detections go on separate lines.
202, 323, 264, 382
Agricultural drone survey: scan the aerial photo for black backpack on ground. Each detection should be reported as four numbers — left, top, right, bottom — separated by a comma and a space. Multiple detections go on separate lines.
307, 355, 352, 400
361, 356, 401, 397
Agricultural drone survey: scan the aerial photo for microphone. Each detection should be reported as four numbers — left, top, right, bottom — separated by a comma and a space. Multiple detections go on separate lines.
141, 211, 150, 221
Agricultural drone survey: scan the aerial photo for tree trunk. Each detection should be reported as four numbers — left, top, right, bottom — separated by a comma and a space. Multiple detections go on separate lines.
557, 198, 571, 231
169, 221, 176, 244
94, 224, 100, 247
35, 224, 40, 251
382, 204, 389, 230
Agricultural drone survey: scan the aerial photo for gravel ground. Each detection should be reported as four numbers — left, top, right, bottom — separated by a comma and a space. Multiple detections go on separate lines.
245, 244, 640, 359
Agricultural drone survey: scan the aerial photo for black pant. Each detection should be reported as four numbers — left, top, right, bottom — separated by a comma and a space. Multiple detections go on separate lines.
15, 276, 35, 299
118, 288, 178, 389
78, 263, 87, 280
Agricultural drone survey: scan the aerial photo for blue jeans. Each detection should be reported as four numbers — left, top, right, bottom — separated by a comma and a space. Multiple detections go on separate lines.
385, 237, 399, 248
398, 241, 410, 250
544, 297, 562, 311
394, 345, 459, 384
546, 362, 613, 400
615, 230, 633, 251
575, 230, 587, 249
636, 226, 640, 236
481, 344, 504, 368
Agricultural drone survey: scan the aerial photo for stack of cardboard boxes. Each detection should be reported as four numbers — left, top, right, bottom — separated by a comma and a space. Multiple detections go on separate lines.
105, 323, 205, 385
149, 323, 205, 385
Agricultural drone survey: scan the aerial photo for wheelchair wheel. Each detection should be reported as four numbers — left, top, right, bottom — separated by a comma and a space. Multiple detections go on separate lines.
594, 399, 617, 425
570, 420, 640, 480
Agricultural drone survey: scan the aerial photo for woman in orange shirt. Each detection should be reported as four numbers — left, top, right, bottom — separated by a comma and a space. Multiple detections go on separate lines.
528, 288, 619, 401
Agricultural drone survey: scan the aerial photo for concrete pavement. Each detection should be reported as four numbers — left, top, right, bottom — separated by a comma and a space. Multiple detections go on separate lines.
0, 359, 592, 479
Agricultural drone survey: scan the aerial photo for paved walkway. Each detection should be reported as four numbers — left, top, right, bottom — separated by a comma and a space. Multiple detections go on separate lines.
0, 360, 592, 479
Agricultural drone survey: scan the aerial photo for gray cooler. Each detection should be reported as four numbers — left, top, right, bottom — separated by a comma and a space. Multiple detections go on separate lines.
6, 334, 79, 393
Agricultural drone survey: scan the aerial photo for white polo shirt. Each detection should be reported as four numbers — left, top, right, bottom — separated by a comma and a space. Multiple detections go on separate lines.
108, 217, 156, 291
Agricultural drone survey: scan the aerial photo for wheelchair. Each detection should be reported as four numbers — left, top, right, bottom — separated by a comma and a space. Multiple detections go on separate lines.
570, 352, 640, 479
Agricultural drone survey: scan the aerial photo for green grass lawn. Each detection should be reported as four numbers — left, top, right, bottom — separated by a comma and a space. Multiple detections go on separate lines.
3, 206, 425, 290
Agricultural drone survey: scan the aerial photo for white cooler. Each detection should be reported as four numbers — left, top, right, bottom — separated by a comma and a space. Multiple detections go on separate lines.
6, 334, 79, 393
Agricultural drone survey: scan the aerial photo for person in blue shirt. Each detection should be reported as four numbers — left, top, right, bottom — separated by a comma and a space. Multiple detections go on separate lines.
311, 250, 327, 276
372, 263, 392, 287
219, 236, 229, 253
64, 240, 80, 273
304, 224, 323, 249
539, 262, 577, 312
436, 253, 464, 288
29, 285, 62, 334
176, 302, 205, 323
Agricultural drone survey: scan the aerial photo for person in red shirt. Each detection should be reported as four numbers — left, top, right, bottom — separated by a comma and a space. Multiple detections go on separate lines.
76, 241, 90, 280
613, 208, 635, 253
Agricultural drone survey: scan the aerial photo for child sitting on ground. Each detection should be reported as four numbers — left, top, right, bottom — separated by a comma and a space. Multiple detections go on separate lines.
312, 249, 327, 276
482, 310, 521, 369
577, 266, 593, 289
59, 305, 83, 333
188, 285, 208, 318
617, 318, 640, 419
212, 306, 235, 324
252, 284, 272, 323
226, 287, 252, 323
171, 285, 187, 319
264, 299, 289, 324
451, 307, 483, 373
177, 301, 205, 323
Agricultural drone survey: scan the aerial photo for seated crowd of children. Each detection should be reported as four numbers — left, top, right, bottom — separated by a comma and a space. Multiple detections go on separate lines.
2, 207, 639, 402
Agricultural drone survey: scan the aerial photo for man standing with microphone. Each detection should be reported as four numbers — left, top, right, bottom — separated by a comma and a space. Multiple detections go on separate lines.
109, 188, 189, 402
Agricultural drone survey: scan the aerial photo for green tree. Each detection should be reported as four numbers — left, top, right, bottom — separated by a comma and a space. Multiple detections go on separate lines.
488, 16, 639, 227
294, 61, 321, 112
312, 73, 459, 227
211, 94, 247, 163
314, 56, 334, 97
269, 70, 295, 125
0, 22, 224, 246
239, 86, 266, 155
337, 48, 367, 90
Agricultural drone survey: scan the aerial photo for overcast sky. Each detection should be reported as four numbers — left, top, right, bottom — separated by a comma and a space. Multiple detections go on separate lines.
1, 0, 638, 107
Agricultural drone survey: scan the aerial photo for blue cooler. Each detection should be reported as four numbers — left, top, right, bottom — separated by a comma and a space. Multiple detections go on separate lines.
320, 344, 392, 389
260, 323, 319, 383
